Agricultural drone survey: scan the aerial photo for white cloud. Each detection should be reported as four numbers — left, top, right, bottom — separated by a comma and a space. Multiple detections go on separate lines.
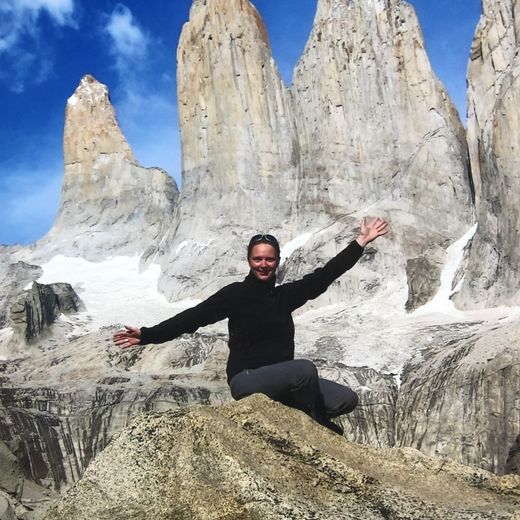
104, 4, 149, 72
22, 0, 76, 26
0, 0, 76, 51
0, 0, 77, 92
101, 4, 180, 183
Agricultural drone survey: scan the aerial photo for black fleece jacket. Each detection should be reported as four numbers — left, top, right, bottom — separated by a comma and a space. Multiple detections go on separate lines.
140, 240, 364, 382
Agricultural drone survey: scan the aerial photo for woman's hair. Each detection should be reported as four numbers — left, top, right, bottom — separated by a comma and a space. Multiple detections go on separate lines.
247, 234, 280, 259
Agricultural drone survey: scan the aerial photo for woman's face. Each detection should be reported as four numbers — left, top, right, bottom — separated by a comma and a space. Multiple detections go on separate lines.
248, 243, 279, 281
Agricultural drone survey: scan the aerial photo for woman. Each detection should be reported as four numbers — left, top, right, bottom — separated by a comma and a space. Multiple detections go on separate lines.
114, 217, 389, 434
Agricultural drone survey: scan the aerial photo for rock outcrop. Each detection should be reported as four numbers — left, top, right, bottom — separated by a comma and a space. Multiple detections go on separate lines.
0, 261, 42, 329
293, 0, 473, 227
46, 395, 520, 520
396, 319, 520, 475
31, 75, 179, 262
456, 0, 520, 308
0, 440, 55, 520
287, 0, 474, 310
10, 282, 84, 342
0, 330, 231, 492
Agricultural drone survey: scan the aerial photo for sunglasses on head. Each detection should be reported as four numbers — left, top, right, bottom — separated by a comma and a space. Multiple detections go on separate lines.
250, 234, 278, 245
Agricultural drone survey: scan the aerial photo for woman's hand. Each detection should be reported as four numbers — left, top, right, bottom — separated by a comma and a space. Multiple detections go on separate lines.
113, 325, 141, 349
356, 217, 390, 247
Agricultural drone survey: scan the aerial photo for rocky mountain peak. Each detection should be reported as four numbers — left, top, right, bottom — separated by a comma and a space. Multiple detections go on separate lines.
64, 74, 136, 166
26, 74, 178, 261
156, 0, 475, 304
157, 0, 299, 300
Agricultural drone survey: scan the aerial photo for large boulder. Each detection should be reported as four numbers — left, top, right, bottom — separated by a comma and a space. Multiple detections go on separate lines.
46, 395, 520, 520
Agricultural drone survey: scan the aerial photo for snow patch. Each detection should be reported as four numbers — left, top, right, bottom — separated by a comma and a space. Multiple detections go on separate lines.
280, 232, 313, 264
37, 255, 197, 334
412, 224, 477, 318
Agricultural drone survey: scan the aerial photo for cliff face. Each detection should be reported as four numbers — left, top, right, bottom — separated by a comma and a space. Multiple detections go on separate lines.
159, 0, 299, 300
292, 0, 473, 233
284, 0, 475, 311
396, 320, 520, 475
36, 75, 179, 261
456, 0, 520, 308
0, 330, 231, 493
162, 0, 474, 307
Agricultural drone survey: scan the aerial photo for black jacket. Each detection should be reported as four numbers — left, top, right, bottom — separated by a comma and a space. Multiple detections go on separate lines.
140, 240, 364, 382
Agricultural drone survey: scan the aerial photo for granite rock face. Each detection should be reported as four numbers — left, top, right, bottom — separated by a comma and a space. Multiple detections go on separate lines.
292, 0, 473, 227
31, 75, 179, 262
0, 261, 42, 329
396, 319, 520, 475
159, 0, 299, 300
0, 330, 231, 493
287, 0, 474, 310
457, 0, 520, 308
161, 0, 474, 306
46, 395, 520, 520
506, 434, 520, 474
9, 282, 84, 342
0, 323, 396, 494
404, 256, 443, 311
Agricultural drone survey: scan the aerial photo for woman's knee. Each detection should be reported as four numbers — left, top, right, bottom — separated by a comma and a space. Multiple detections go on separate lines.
291, 359, 318, 382
326, 387, 359, 417
344, 389, 359, 413
292, 359, 317, 373
229, 371, 252, 401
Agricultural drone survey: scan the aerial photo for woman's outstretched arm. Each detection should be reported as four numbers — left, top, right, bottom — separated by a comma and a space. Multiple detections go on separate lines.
113, 284, 235, 349
284, 217, 389, 311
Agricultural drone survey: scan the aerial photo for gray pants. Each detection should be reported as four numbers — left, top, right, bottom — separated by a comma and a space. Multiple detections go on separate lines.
229, 359, 358, 421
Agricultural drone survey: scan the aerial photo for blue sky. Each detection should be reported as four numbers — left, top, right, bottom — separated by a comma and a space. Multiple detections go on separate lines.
0, 0, 481, 246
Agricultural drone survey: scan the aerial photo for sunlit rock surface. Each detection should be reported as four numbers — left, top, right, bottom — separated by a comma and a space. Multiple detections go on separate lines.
0, 330, 230, 494
457, 0, 520, 308
46, 395, 520, 520
161, 0, 474, 304
159, 0, 299, 300
292, 0, 472, 228
396, 319, 520, 475
28, 75, 179, 262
